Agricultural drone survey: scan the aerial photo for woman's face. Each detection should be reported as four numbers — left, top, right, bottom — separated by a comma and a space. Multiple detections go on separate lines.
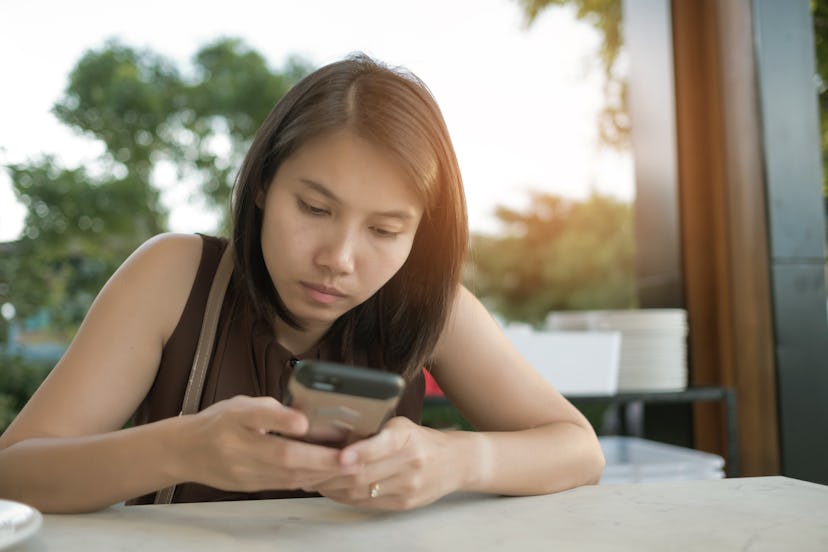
260, 129, 424, 335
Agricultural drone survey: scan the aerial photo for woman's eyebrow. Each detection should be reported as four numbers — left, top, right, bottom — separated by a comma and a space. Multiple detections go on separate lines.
300, 178, 341, 203
299, 177, 417, 220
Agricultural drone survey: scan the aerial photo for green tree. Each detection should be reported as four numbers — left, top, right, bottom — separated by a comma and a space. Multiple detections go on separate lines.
514, 0, 626, 148
518, 0, 828, 205
468, 193, 636, 326
5, 157, 165, 333
52, 37, 313, 229
1, 38, 312, 337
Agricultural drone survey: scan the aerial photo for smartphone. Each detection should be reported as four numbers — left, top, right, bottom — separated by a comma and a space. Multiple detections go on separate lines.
283, 360, 405, 447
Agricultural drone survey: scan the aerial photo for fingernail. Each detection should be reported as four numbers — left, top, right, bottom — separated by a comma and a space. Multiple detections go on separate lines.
341, 449, 358, 466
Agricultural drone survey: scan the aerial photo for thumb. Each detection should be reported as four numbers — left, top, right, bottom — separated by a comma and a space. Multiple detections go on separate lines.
240, 396, 309, 437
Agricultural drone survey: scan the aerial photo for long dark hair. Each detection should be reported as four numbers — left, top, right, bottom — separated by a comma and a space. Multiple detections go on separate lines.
231, 53, 467, 379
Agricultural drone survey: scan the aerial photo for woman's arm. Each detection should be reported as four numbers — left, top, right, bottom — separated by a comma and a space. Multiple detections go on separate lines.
426, 285, 605, 495
0, 395, 351, 513
0, 234, 350, 512
0, 233, 201, 511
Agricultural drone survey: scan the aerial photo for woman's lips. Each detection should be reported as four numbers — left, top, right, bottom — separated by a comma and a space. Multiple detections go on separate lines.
301, 282, 346, 305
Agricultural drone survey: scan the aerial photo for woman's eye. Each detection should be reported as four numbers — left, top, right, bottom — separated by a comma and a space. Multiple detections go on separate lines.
371, 227, 400, 239
297, 199, 329, 216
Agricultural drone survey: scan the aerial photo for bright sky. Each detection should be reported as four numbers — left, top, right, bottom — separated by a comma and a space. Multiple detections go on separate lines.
0, 0, 634, 242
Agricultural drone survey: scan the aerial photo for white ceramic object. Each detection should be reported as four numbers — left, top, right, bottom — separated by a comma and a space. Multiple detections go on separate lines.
0, 499, 43, 550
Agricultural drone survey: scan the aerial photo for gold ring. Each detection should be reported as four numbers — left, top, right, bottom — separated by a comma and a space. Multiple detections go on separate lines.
369, 482, 380, 499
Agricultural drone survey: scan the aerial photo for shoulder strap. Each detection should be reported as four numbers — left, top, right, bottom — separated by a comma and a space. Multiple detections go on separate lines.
154, 241, 235, 505
180, 242, 235, 417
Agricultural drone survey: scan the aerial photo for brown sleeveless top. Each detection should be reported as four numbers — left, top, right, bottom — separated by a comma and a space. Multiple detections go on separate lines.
128, 235, 424, 504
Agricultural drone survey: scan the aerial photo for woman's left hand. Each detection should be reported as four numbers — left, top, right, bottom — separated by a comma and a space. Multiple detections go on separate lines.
306, 416, 474, 511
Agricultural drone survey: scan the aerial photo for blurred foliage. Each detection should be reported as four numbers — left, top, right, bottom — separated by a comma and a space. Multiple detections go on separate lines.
518, 0, 827, 205
0, 38, 311, 336
5, 158, 165, 332
467, 193, 636, 326
52, 37, 313, 230
513, 0, 627, 149
0, 353, 51, 434
421, 403, 474, 431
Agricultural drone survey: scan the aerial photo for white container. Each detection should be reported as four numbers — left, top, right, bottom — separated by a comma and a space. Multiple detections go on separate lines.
501, 326, 621, 396
599, 436, 725, 484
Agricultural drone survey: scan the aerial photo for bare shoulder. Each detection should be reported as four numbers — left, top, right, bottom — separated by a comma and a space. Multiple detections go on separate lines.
114, 233, 204, 341
125, 232, 203, 278
431, 285, 495, 365
442, 285, 489, 331
0, 233, 208, 445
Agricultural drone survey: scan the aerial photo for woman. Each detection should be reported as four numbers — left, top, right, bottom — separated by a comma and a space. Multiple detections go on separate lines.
0, 54, 604, 513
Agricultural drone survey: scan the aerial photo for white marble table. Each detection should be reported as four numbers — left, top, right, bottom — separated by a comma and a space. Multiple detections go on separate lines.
15, 476, 828, 551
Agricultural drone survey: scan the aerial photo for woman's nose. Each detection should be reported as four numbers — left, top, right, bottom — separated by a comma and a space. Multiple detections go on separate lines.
316, 227, 357, 275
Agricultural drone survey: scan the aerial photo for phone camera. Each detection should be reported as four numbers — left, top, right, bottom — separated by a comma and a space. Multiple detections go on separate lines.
312, 376, 341, 392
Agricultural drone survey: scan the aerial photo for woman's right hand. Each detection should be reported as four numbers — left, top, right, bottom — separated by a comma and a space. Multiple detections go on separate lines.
178, 395, 353, 492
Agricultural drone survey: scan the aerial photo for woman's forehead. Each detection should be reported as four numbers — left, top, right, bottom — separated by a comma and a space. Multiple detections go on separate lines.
275, 130, 425, 215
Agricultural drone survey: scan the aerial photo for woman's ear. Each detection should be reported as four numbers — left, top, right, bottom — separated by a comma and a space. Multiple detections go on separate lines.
255, 188, 266, 209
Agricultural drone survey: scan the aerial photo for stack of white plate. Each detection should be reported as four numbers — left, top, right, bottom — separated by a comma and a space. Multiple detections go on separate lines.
546, 309, 688, 392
